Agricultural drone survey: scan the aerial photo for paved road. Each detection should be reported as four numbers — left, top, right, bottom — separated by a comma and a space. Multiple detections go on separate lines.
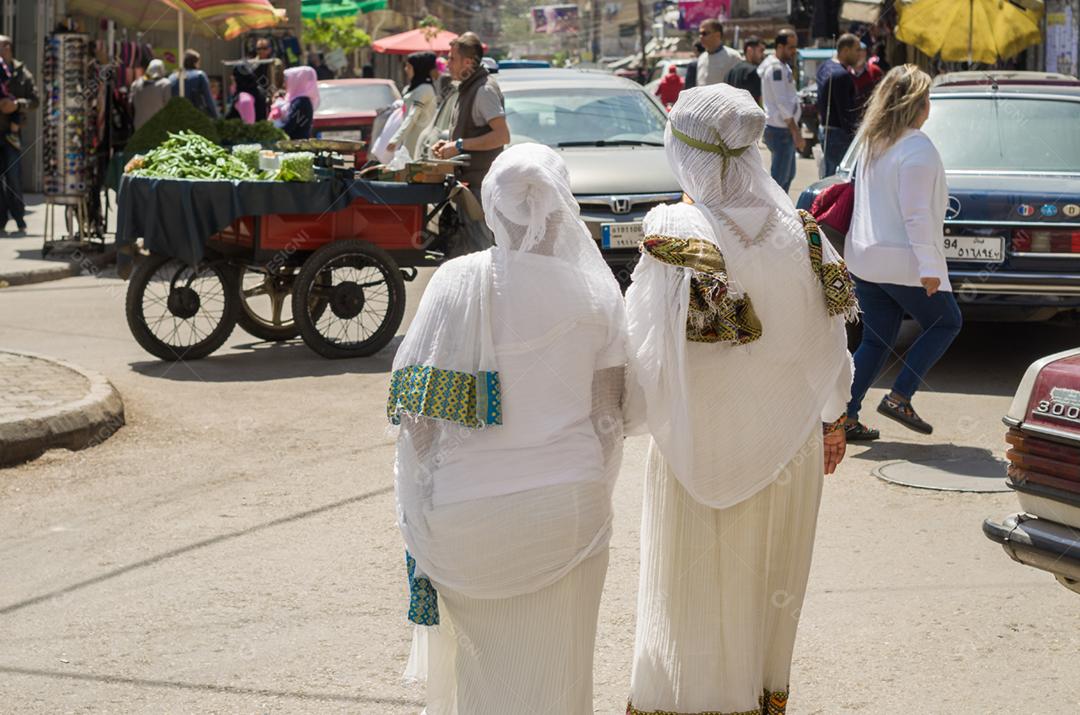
1, 154, 1079, 713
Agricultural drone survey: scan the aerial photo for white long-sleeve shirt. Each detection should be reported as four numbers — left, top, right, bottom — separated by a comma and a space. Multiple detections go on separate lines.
845, 129, 951, 291
757, 54, 801, 128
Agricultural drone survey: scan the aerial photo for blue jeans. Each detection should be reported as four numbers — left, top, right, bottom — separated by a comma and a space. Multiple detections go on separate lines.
0, 141, 24, 225
846, 276, 963, 420
762, 125, 797, 193
818, 126, 853, 179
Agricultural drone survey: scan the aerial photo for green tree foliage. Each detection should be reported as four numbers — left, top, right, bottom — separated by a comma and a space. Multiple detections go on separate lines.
302, 16, 372, 53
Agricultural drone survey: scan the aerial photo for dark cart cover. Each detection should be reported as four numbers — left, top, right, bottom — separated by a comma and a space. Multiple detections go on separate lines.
116, 175, 450, 267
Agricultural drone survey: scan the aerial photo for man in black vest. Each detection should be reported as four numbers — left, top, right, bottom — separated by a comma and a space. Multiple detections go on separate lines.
433, 33, 510, 206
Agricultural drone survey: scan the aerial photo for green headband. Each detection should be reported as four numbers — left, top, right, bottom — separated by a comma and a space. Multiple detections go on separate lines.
670, 125, 749, 177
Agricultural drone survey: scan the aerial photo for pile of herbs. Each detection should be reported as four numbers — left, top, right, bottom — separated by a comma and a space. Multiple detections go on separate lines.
125, 98, 220, 155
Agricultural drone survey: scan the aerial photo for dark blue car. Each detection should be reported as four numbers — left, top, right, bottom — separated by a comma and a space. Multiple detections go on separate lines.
797, 74, 1080, 323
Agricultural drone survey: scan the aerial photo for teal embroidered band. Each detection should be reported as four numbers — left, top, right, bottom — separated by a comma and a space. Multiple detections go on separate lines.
670, 125, 749, 177
388, 364, 503, 429
407, 551, 439, 626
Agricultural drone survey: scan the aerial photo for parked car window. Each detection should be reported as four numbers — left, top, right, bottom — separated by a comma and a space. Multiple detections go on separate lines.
922, 97, 1080, 173
838, 96, 1080, 176
504, 88, 668, 147
316, 83, 399, 116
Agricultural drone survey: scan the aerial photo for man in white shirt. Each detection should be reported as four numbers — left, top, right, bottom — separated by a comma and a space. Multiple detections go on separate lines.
695, 19, 742, 87
757, 28, 804, 192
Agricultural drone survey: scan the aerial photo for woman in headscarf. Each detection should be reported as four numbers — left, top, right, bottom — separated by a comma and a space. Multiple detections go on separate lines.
272, 66, 319, 139
226, 62, 267, 124
387, 51, 439, 159
130, 59, 171, 130
388, 143, 627, 714
624, 84, 857, 715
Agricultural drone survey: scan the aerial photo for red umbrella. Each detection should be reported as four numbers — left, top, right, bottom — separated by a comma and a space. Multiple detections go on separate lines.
372, 28, 485, 56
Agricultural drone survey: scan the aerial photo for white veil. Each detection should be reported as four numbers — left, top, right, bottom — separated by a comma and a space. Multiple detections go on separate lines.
625, 85, 853, 509
393, 143, 626, 638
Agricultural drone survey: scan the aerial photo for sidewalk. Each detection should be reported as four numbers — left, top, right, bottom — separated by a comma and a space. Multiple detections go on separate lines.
0, 194, 115, 287
0, 350, 124, 467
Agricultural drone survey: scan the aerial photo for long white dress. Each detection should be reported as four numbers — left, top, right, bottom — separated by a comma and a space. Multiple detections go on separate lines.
625, 84, 855, 715
390, 144, 627, 715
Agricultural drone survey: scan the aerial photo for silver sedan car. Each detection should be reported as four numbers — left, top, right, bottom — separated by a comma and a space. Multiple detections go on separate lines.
420, 68, 682, 285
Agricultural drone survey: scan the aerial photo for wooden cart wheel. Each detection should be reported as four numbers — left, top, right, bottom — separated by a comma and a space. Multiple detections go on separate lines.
125, 255, 239, 361
291, 239, 406, 359
235, 267, 301, 342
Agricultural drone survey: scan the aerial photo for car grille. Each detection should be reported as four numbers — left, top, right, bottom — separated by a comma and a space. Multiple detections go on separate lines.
576, 193, 684, 243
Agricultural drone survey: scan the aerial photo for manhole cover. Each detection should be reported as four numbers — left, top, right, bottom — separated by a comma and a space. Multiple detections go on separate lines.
873, 457, 1012, 493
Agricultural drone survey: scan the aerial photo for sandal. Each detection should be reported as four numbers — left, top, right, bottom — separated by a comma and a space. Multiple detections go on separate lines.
877, 394, 933, 434
844, 420, 880, 441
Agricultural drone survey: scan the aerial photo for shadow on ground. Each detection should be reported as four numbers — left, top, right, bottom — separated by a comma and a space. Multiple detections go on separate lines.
129, 337, 400, 382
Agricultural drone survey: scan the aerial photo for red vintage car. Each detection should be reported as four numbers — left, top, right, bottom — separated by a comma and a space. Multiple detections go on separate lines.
313, 79, 401, 163
985, 347, 1080, 595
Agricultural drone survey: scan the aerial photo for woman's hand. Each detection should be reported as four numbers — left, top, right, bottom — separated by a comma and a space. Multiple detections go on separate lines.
823, 426, 847, 475
921, 277, 940, 296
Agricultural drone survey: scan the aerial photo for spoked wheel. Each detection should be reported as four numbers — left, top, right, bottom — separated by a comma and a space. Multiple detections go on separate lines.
235, 267, 301, 342
292, 240, 406, 359
125, 255, 239, 361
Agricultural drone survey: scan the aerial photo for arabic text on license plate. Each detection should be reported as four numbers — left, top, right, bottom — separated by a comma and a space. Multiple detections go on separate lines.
943, 235, 1004, 262
601, 222, 643, 249
321, 130, 362, 141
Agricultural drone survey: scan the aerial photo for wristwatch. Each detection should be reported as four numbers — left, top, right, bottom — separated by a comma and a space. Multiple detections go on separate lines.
455, 138, 464, 153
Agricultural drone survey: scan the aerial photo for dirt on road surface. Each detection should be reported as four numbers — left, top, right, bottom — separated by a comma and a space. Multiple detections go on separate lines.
1, 270, 1078, 714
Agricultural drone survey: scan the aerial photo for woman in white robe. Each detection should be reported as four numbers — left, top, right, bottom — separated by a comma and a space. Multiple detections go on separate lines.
624, 84, 857, 715
388, 143, 627, 714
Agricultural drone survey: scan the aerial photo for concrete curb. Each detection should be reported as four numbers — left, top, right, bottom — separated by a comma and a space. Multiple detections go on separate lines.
0, 249, 116, 288
0, 262, 81, 288
0, 350, 125, 468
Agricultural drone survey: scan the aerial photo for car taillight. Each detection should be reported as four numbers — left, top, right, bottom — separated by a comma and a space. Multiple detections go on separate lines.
1013, 229, 1080, 254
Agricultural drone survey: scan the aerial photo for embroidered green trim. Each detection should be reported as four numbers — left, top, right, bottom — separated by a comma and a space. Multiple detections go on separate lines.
642, 235, 762, 346
387, 364, 502, 429
625, 688, 789, 715
797, 210, 859, 321
670, 125, 750, 178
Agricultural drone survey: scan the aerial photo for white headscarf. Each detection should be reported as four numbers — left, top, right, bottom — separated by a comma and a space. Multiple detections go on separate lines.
626, 85, 854, 509
391, 142, 626, 613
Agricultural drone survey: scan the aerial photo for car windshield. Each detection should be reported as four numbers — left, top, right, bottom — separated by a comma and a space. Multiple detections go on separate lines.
315, 83, 398, 115
840, 96, 1080, 174
504, 88, 668, 147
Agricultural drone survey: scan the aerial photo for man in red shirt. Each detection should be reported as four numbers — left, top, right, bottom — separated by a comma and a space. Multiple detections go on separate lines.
851, 44, 883, 113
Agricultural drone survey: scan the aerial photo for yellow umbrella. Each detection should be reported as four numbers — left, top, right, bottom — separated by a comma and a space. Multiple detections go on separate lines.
896, 0, 1044, 65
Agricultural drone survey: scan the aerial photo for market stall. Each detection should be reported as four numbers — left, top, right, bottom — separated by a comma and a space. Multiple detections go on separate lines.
115, 134, 481, 361
39, 0, 290, 254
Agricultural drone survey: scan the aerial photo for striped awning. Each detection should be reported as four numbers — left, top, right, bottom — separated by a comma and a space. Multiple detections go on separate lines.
66, 0, 286, 40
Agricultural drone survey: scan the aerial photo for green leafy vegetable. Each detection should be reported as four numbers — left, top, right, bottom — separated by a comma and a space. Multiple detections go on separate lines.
128, 131, 259, 180
126, 97, 220, 155
277, 152, 315, 182
215, 118, 288, 146
231, 144, 263, 172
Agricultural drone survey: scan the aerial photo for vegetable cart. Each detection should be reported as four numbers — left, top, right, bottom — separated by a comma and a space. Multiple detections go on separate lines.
116, 167, 464, 361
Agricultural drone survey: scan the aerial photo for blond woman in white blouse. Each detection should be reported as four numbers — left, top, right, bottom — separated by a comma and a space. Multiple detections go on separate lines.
844, 65, 962, 439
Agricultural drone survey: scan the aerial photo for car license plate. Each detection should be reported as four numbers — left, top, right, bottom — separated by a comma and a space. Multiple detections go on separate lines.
943, 235, 1005, 262
321, 129, 362, 142
601, 222, 643, 249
